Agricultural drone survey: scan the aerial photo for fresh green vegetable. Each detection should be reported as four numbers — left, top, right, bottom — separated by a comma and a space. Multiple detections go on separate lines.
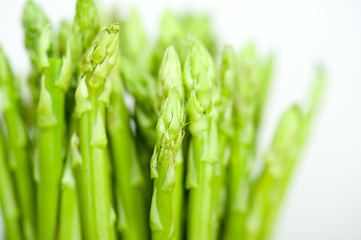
0, 2, 324, 240
58, 134, 82, 240
184, 37, 219, 240
0, 126, 23, 240
107, 68, 150, 240
213, 46, 237, 239
0, 47, 35, 240
226, 44, 273, 240
150, 46, 185, 240
74, 24, 119, 240
36, 43, 71, 240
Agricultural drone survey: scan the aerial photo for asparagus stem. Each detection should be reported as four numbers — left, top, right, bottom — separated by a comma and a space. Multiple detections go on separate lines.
150, 46, 185, 240
107, 69, 150, 240
226, 44, 273, 240
0, 47, 35, 240
150, 87, 185, 240
75, 24, 119, 240
246, 70, 325, 240
22, 0, 52, 108
58, 133, 82, 240
37, 48, 71, 239
0, 126, 23, 240
73, 0, 100, 69
183, 37, 218, 240
212, 46, 237, 239
246, 105, 303, 240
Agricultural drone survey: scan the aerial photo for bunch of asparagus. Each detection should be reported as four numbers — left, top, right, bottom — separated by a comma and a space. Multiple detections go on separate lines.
0, 0, 324, 240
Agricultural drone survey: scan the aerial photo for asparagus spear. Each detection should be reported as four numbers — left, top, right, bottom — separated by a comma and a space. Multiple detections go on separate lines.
0, 126, 23, 240
73, 0, 100, 70
0, 47, 35, 240
150, 87, 185, 240
183, 37, 218, 240
213, 46, 237, 238
22, 0, 52, 105
107, 68, 149, 240
245, 105, 303, 240
226, 44, 273, 240
149, 46, 185, 240
120, 7, 153, 73
36, 36, 71, 240
119, 8, 157, 148
246, 69, 325, 240
58, 131, 82, 240
74, 24, 119, 240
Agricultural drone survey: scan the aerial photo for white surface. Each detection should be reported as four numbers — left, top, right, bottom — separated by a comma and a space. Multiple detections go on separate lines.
0, 0, 361, 239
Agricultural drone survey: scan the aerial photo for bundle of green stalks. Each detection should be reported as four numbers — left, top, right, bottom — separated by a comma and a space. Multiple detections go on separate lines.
0, 0, 324, 239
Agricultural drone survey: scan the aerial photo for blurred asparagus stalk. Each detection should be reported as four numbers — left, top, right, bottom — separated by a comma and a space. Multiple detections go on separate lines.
246, 69, 324, 240
58, 133, 82, 240
74, 24, 119, 240
149, 46, 185, 240
184, 37, 218, 240
22, 0, 52, 109
0, 126, 23, 240
226, 44, 273, 240
0, 47, 35, 240
107, 68, 149, 240
212, 46, 237, 239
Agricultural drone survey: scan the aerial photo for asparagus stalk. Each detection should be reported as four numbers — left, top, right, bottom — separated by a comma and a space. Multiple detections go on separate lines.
107, 68, 149, 240
58, 132, 82, 240
36, 36, 71, 240
226, 44, 273, 239
149, 46, 185, 240
0, 126, 23, 240
119, 8, 157, 148
22, 0, 52, 105
74, 24, 119, 240
120, 7, 153, 73
183, 37, 218, 240
150, 87, 185, 240
0, 47, 35, 240
212, 46, 237, 238
245, 105, 303, 240
73, 0, 100, 70
246, 69, 325, 240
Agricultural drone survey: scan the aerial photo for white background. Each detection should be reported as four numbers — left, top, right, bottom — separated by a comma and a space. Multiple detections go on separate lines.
0, 0, 360, 239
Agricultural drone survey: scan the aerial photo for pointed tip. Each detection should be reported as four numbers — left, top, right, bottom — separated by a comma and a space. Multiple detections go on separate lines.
158, 45, 183, 103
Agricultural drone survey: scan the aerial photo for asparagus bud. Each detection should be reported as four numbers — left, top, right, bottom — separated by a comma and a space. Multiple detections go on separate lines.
75, 23, 119, 240
150, 88, 185, 240
183, 37, 218, 240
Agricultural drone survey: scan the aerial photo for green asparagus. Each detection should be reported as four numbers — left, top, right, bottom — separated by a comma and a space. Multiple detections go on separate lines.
184, 37, 219, 240
0, 126, 23, 240
0, 47, 35, 240
107, 68, 149, 240
150, 46, 185, 240
74, 24, 119, 240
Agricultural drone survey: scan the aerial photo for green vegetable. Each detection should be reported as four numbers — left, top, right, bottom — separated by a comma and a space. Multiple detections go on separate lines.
184, 37, 218, 240
58, 134, 82, 240
36, 43, 71, 240
226, 44, 273, 240
245, 69, 324, 240
150, 46, 185, 240
0, 2, 324, 239
0, 47, 35, 240
0, 126, 23, 240
213, 46, 237, 239
74, 24, 119, 240
107, 68, 150, 240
